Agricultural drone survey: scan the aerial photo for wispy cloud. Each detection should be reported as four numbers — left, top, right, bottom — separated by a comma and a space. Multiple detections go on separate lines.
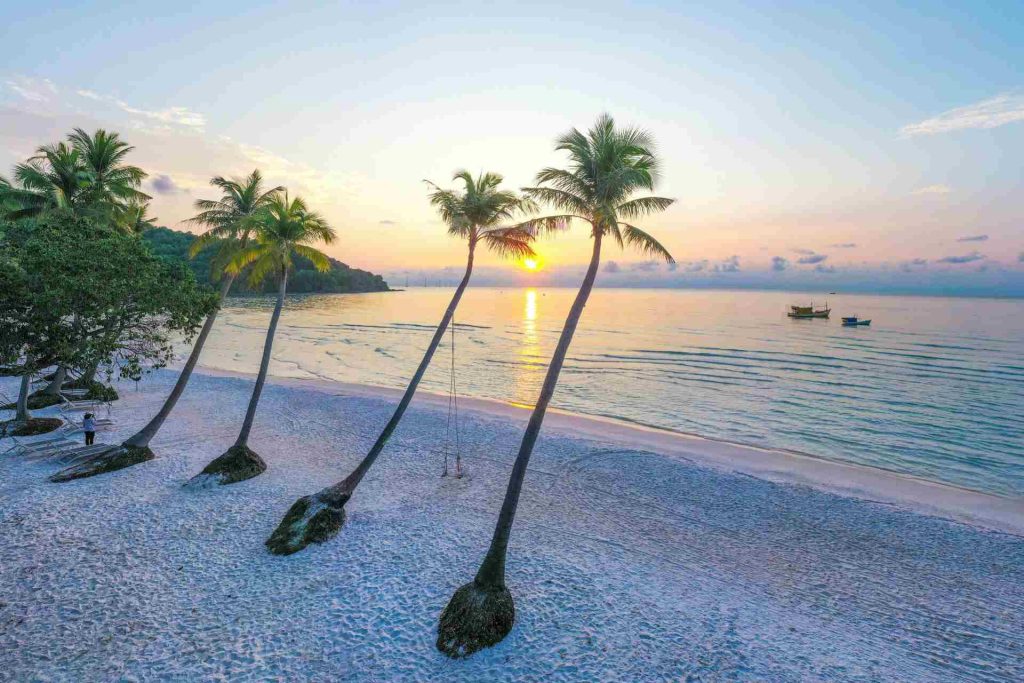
797, 253, 828, 265
912, 184, 952, 195
629, 261, 659, 272
956, 234, 988, 242
815, 264, 836, 273
938, 251, 985, 264
771, 256, 788, 272
603, 260, 621, 274
792, 247, 816, 255
830, 243, 857, 248
900, 93, 1024, 137
900, 258, 929, 272
4, 75, 57, 103
378, 219, 397, 225
60, 87, 207, 131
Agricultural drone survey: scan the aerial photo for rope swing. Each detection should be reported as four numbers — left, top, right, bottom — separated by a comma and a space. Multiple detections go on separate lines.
441, 315, 463, 478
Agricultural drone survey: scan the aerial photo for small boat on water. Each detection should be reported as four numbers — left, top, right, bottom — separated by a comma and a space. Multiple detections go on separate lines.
842, 316, 871, 326
788, 303, 830, 319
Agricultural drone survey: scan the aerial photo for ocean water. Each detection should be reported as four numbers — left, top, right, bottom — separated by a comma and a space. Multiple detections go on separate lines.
200, 287, 1024, 497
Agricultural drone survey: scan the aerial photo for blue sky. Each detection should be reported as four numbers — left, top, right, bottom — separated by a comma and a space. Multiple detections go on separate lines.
2, 1, 1022, 294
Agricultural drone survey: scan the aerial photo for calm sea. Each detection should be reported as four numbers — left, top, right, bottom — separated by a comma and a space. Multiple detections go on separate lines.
200, 288, 1024, 497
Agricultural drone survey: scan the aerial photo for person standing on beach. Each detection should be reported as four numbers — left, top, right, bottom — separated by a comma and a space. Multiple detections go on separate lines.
82, 413, 96, 446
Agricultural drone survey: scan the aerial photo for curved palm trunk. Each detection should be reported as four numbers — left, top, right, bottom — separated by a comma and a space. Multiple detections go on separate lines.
477, 232, 603, 586
123, 275, 235, 449
328, 241, 476, 500
16, 371, 33, 422
234, 268, 288, 448
436, 232, 603, 658
266, 242, 476, 554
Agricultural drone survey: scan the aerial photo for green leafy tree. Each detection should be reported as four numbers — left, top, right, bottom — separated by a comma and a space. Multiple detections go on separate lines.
266, 170, 535, 555
0, 211, 215, 438
118, 170, 282, 456
436, 115, 675, 658
190, 192, 335, 485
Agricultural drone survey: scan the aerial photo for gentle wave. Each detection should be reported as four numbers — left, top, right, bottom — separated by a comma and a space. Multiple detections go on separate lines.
200, 288, 1024, 497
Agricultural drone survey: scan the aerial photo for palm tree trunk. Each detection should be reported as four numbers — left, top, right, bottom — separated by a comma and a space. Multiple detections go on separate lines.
234, 268, 288, 448
16, 371, 33, 422
123, 275, 235, 449
42, 366, 66, 396
328, 241, 477, 499
474, 231, 603, 588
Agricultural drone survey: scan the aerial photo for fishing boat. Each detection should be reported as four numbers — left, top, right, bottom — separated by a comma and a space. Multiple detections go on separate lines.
787, 303, 830, 319
841, 316, 871, 326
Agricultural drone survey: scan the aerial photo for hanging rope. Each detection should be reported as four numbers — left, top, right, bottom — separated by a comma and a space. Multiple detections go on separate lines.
441, 315, 463, 478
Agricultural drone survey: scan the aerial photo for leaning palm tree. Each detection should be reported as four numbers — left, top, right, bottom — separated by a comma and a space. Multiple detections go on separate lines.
265, 170, 536, 555
436, 115, 675, 658
62, 171, 283, 482
189, 191, 335, 485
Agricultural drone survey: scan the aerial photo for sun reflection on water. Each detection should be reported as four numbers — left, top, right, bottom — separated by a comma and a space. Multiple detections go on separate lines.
510, 288, 542, 407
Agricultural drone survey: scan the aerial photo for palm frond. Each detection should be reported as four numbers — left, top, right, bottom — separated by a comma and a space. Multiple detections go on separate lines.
616, 196, 675, 219
508, 214, 579, 236
293, 244, 332, 272
480, 228, 537, 260
622, 224, 675, 263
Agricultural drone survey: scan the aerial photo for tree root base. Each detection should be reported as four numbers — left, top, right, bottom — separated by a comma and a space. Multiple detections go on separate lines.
49, 445, 154, 482
189, 444, 267, 486
265, 488, 348, 555
3, 417, 63, 437
436, 581, 515, 658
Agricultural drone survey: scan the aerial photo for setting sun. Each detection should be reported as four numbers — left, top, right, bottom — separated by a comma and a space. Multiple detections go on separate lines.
522, 257, 539, 271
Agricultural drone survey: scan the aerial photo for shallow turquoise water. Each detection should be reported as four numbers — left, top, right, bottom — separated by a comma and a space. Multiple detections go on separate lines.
204, 287, 1024, 497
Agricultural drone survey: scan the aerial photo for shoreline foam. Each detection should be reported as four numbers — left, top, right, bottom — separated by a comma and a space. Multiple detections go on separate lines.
195, 363, 1024, 537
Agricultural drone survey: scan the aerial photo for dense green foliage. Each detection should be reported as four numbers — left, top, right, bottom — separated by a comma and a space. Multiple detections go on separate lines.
0, 211, 217, 383
143, 226, 389, 294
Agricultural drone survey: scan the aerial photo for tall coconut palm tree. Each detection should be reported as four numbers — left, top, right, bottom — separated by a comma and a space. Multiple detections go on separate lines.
189, 192, 335, 485
68, 128, 150, 212
265, 170, 536, 555
116, 171, 283, 460
436, 115, 675, 658
1, 142, 88, 220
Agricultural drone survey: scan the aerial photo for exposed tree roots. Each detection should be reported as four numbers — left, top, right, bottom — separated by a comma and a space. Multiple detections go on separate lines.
265, 488, 348, 555
436, 580, 515, 658
49, 445, 154, 482
188, 444, 267, 487
3, 417, 63, 437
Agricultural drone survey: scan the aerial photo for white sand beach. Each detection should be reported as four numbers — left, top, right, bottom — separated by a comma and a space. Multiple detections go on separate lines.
1, 368, 1022, 681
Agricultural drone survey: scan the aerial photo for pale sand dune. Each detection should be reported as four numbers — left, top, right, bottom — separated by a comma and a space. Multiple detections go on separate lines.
1, 369, 1022, 681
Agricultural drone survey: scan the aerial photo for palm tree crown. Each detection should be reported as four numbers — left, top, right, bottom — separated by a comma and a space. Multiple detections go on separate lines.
228, 192, 336, 286
426, 170, 536, 260
518, 113, 675, 263
68, 128, 150, 209
186, 170, 284, 278
1, 129, 149, 225
1, 142, 88, 220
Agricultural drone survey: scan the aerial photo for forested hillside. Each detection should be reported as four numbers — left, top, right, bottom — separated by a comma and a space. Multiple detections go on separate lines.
143, 227, 390, 295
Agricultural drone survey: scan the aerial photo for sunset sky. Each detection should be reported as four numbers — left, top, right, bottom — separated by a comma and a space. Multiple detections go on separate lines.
2, 1, 1022, 294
